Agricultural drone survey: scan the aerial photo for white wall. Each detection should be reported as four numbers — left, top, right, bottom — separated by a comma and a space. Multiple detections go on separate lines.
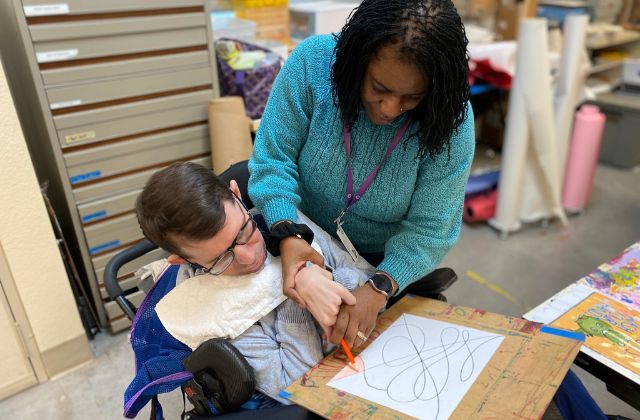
0, 59, 89, 374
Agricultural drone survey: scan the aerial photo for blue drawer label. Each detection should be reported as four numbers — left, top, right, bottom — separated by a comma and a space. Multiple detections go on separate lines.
89, 240, 121, 255
81, 210, 108, 223
70, 170, 101, 185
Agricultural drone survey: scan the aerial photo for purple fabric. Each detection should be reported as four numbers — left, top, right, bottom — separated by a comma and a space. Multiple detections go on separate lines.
342, 118, 411, 209
217, 39, 282, 119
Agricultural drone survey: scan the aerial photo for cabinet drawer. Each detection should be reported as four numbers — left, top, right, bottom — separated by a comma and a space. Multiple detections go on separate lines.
41, 50, 210, 86
109, 316, 132, 333
78, 189, 141, 224
96, 247, 166, 283
30, 13, 205, 42
55, 90, 212, 147
95, 248, 167, 299
65, 124, 209, 185
32, 14, 207, 63
100, 276, 138, 300
83, 213, 143, 255
105, 290, 144, 320
46, 65, 212, 109
91, 244, 164, 273
23, 0, 202, 17
73, 156, 211, 203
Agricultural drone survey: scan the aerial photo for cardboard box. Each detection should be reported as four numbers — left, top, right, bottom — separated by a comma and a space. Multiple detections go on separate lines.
495, 0, 538, 40
620, 0, 640, 29
234, 1, 290, 42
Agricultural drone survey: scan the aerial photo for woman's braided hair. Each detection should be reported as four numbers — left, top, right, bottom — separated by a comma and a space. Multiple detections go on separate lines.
332, 0, 469, 158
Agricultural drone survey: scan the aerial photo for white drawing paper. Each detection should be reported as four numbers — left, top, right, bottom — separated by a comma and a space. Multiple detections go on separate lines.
328, 314, 504, 419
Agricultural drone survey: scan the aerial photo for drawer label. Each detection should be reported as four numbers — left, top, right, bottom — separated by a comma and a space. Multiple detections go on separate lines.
81, 210, 108, 223
65, 130, 96, 144
51, 99, 82, 110
70, 170, 101, 185
36, 48, 78, 63
24, 4, 69, 17
90, 240, 121, 256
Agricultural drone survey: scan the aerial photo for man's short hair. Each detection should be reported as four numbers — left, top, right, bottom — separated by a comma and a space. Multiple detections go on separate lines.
135, 162, 233, 256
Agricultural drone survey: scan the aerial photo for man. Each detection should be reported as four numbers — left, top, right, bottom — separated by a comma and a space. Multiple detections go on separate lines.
134, 161, 375, 402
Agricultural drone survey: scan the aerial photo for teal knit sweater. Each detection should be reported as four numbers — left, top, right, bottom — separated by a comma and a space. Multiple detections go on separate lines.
248, 35, 475, 291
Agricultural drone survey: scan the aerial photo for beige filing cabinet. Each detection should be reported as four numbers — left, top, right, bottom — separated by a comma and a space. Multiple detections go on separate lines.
0, 1, 219, 332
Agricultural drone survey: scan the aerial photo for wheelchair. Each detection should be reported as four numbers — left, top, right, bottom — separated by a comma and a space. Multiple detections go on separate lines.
104, 160, 458, 419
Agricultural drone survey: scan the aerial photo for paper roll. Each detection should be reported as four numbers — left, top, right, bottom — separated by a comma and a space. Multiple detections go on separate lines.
490, 19, 567, 237
208, 96, 254, 174
554, 14, 589, 178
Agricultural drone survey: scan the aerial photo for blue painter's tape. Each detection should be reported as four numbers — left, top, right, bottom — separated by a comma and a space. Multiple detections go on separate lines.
82, 210, 108, 223
540, 325, 585, 342
89, 240, 120, 255
278, 390, 292, 400
70, 170, 101, 184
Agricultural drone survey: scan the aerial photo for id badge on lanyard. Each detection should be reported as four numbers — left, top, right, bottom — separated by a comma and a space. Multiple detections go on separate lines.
336, 118, 411, 262
334, 211, 360, 262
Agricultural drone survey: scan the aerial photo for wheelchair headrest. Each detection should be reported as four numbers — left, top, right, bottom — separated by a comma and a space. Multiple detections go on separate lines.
182, 338, 255, 413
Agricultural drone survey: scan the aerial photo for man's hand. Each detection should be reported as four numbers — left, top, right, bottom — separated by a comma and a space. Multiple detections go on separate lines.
294, 264, 356, 336
279, 236, 324, 307
329, 284, 386, 349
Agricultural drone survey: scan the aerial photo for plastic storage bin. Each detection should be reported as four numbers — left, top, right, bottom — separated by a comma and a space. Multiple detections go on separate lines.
623, 59, 640, 87
588, 91, 640, 168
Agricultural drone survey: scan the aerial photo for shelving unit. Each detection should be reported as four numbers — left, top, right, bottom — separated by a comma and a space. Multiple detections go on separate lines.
588, 59, 626, 75
586, 28, 640, 89
0, 0, 219, 332
586, 29, 640, 50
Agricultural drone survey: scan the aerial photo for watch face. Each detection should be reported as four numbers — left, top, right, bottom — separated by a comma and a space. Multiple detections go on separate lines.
373, 274, 392, 293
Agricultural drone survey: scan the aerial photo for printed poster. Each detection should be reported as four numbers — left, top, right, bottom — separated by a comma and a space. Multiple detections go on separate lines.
578, 242, 640, 311
552, 292, 640, 375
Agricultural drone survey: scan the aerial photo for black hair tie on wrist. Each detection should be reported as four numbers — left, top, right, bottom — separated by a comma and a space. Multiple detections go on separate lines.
266, 222, 314, 256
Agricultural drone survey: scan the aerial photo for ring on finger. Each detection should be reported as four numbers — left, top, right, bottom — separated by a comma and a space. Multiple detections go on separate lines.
357, 330, 369, 342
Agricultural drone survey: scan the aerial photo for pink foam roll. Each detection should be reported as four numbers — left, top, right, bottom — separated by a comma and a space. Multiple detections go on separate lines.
562, 105, 606, 211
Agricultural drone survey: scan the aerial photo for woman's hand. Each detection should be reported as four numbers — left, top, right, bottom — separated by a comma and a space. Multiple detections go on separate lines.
329, 284, 386, 348
279, 236, 324, 307
294, 264, 356, 336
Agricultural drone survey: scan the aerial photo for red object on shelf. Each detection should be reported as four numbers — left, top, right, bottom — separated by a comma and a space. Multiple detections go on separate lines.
463, 189, 498, 223
468, 59, 512, 90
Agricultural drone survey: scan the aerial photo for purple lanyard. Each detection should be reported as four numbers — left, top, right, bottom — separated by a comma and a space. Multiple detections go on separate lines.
342, 117, 411, 210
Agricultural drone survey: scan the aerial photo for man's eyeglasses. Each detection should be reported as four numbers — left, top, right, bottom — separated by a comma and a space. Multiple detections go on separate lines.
182, 194, 257, 275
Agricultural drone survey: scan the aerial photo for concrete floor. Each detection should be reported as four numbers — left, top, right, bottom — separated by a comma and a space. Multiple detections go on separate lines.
1, 164, 638, 419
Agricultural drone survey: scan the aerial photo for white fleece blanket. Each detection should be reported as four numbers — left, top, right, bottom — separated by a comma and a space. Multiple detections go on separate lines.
155, 241, 324, 350
154, 253, 286, 349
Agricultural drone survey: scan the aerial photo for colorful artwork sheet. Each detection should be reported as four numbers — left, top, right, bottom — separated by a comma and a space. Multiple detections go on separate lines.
551, 292, 640, 376
578, 242, 640, 310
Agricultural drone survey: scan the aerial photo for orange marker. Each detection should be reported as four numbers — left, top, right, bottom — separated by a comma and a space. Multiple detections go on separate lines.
340, 339, 357, 370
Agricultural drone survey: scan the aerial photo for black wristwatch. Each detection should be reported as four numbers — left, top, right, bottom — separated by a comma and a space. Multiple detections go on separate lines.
266, 221, 314, 256
367, 273, 395, 297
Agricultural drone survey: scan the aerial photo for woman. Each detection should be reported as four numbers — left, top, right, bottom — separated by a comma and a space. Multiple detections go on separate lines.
248, 0, 474, 348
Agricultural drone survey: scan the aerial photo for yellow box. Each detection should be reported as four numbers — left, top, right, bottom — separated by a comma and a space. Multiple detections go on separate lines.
234, 3, 289, 42
233, 0, 288, 8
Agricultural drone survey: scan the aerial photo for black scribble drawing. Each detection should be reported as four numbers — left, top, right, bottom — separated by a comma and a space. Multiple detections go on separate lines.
355, 314, 503, 419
